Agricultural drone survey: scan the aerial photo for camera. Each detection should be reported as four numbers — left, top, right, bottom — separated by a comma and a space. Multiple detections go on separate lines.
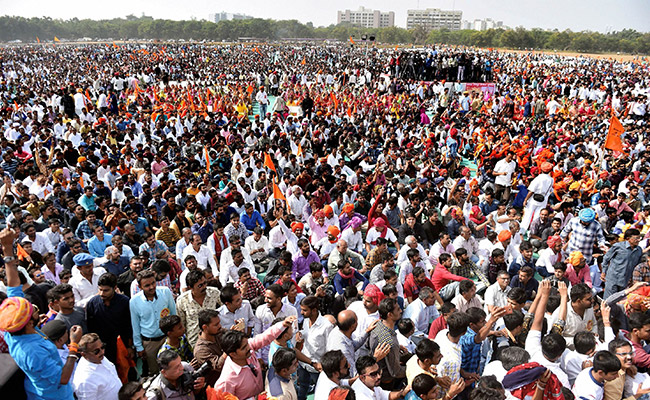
178, 362, 210, 392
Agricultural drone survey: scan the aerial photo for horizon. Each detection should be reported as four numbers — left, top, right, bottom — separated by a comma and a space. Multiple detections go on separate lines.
1, 0, 648, 34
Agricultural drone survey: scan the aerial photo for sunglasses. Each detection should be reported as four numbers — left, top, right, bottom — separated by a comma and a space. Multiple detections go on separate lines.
90, 343, 106, 355
364, 369, 382, 378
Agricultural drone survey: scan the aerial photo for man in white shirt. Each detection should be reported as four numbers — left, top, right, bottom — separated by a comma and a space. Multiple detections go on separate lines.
351, 356, 410, 400
181, 234, 218, 275
72, 333, 122, 400
297, 296, 336, 400
313, 351, 352, 400
219, 248, 255, 288
493, 152, 516, 203
69, 253, 105, 307
217, 284, 255, 335
403, 287, 440, 338
484, 270, 511, 315
525, 280, 570, 387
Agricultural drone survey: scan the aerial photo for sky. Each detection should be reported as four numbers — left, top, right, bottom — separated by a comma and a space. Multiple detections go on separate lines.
1, 0, 649, 33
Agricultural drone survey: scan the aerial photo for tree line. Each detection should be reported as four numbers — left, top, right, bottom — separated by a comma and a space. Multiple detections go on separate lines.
1, 15, 649, 55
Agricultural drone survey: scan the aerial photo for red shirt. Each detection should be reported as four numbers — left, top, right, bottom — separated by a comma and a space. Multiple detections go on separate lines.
431, 265, 466, 291
403, 273, 436, 300
428, 315, 448, 339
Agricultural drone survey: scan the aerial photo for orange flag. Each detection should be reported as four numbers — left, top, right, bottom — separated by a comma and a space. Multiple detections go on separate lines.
16, 244, 29, 261
264, 153, 277, 173
604, 114, 625, 153
330, 93, 338, 110
349, 36, 355, 45
301, 58, 306, 65
273, 182, 286, 201
113, 42, 119, 48
54, 36, 60, 42
297, 143, 304, 157
204, 147, 211, 173
36, 37, 40, 43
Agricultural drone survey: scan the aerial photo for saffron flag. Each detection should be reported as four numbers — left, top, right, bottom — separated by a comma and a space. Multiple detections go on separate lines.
330, 93, 338, 110
16, 244, 29, 261
604, 114, 625, 153
204, 147, 211, 173
36, 37, 40, 43
349, 36, 355, 45
273, 182, 286, 201
54, 36, 60, 42
297, 143, 304, 157
264, 153, 277, 173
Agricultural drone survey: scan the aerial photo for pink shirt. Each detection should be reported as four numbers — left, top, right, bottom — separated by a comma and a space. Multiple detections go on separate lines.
215, 322, 284, 399
308, 215, 328, 244
565, 264, 593, 288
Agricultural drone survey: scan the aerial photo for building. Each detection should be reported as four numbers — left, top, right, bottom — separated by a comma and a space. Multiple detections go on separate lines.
461, 18, 504, 31
337, 7, 395, 29
209, 12, 253, 23
406, 8, 462, 31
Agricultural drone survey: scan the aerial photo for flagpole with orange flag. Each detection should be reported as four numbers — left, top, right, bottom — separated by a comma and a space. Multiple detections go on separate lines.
264, 153, 277, 174
273, 182, 286, 201
204, 147, 211, 174
604, 112, 625, 153
54, 36, 60, 43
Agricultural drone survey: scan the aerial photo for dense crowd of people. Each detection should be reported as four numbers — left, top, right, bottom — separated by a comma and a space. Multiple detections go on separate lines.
0, 41, 649, 400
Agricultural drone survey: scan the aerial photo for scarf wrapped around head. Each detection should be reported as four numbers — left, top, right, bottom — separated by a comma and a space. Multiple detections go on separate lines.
469, 206, 486, 236
624, 286, 650, 314
363, 284, 385, 306
567, 251, 584, 267
502, 362, 565, 400
546, 235, 562, 249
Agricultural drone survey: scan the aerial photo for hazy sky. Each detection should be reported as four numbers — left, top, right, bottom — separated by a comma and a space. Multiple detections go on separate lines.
1, 0, 648, 32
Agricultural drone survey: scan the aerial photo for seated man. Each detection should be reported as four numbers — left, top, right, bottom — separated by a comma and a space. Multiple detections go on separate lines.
332, 258, 369, 295
509, 266, 539, 301
431, 253, 469, 301
451, 280, 482, 313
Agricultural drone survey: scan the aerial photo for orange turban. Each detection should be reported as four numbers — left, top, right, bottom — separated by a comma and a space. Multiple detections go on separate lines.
77, 156, 87, 163
567, 251, 584, 266
541, 162, 553, 173
290, 222, 304, 232
341, 203, 354, 214
0, 297, 34, 333
327, 225, 340, 237
498, 230, 512, 242
323, 205, 333, 217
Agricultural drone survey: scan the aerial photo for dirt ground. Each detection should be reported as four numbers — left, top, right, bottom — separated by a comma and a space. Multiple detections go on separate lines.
500, 48, 644, 62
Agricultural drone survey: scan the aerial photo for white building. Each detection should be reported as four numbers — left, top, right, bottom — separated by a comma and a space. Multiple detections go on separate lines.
407, 8, 462, 31
461, 18, 504, 31
337, 7, 395, 28
209, 12, 254, 23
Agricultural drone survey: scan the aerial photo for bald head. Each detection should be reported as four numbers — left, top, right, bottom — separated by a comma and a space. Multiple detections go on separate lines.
337, 310, 357, 334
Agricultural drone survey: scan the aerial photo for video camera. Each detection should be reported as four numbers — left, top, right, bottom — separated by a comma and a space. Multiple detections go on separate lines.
178, 362, 210, 393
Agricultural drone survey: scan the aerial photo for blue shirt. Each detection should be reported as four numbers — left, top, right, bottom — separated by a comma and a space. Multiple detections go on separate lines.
240, 210, 266, 233
129, 287, 177, 351
101, 256, 130, 276
332, 270, 369, 295
88, 233, 113, 257
131, 217, 149, 235
4, 286, 74, 399
78, 194, 98, 211
460, 327, 482, 374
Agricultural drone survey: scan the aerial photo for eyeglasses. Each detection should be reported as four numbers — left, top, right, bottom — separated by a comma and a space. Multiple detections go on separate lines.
90, 343, 106, 355
616, 351, 635, 357
364, 369, 382, 378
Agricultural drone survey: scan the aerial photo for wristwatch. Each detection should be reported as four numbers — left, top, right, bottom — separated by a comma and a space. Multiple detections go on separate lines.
3, 256, 16, 263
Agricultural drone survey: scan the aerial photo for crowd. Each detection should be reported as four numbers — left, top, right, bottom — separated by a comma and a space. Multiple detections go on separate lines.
0, 41, 649, 400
